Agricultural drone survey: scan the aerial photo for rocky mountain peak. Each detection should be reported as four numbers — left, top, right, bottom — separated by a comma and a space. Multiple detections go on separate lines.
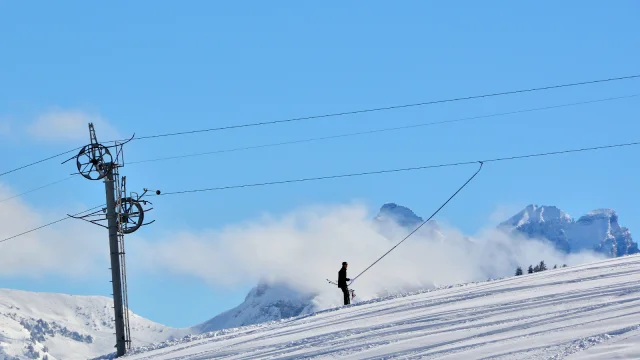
501, 204, 572, 228
375, 203, 424, 228
500, 205, 637, 257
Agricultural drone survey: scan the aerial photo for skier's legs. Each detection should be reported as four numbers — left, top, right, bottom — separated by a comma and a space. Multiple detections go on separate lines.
341, 287, 350, 305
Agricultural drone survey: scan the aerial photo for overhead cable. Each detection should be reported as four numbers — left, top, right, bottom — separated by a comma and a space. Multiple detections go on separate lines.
132, 74, 640, 140
2, 74, 638, 177
129, 94, 639, 164
154, 141, 640, 196
0, 147, 82, 178
0, 176, 77, 204
8, 94, 636, 202
0, 204, 105, 244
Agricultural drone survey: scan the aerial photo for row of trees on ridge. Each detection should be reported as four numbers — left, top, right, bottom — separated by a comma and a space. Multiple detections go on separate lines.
515, 261, 567, 276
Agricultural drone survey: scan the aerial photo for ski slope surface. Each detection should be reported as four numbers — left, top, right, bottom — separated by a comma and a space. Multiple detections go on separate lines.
125, 255, 640, 359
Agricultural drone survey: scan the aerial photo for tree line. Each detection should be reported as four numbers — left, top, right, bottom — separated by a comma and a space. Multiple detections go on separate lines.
515, 261, 567, 276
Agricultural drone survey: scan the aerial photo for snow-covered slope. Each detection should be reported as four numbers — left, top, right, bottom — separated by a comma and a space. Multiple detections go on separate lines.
124, 254, 640, 359
0, 289, 191, 360
500, 204, 638, 257
193, 281, 316, 334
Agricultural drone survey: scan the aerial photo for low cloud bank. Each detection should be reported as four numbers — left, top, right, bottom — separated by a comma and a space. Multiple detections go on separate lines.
131, 203, 605, 307
0, 191, 604, 307
0, 184, 108, 278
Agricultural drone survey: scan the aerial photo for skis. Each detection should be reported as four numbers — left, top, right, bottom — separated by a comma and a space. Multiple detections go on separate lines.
326, 279, 340, 287
326, 279, 356, 300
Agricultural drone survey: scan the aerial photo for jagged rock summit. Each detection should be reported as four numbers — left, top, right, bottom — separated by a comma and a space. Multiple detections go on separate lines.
499, 204, 574, 252
574, 208, 637, 257
374, 203, 424, 228
499, 204, 638, 257
501, 204, 572, 228
373, 203, 442, 241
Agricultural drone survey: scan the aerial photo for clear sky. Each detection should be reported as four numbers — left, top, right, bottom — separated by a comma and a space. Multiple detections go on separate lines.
0, 1, 638, 328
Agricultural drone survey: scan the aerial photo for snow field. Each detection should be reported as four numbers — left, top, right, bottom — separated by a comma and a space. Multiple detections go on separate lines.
126, 255, 640, 359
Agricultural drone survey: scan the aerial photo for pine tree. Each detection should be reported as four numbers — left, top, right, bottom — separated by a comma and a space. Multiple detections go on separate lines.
562, 264, 567, 268
515, 266, 523, 276
539, 261, 547, 271
533, 264, 540, 272
553, 264, 557, 269
528, 265, 534, 274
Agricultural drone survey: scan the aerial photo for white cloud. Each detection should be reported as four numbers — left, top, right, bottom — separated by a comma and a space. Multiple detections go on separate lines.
0, 183, 108, 278
0, 193, 606, 306
27, 109, 121, 143
130, 203, 606, 306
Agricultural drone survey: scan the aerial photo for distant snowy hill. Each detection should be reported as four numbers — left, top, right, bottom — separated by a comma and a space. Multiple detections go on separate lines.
500, 204, 638, 257
0, 289, 190, 360
193, 281, 316, 333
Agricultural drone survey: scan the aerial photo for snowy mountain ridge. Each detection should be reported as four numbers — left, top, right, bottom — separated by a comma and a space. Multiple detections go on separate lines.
0, 289, 190, 360
500, 204, 638, 257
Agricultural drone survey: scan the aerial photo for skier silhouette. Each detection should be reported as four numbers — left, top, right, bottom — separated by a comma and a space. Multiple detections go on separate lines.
338, 261, 351, 305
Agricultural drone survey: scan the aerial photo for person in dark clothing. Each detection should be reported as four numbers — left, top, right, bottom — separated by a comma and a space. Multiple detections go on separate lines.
338, 261, 351, 305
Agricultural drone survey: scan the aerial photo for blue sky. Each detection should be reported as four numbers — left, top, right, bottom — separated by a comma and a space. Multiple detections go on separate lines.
0, 1, 638, 328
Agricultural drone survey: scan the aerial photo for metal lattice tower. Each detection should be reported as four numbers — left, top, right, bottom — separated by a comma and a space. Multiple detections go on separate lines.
115, 173, 131, 350
63, 123, 158, 357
